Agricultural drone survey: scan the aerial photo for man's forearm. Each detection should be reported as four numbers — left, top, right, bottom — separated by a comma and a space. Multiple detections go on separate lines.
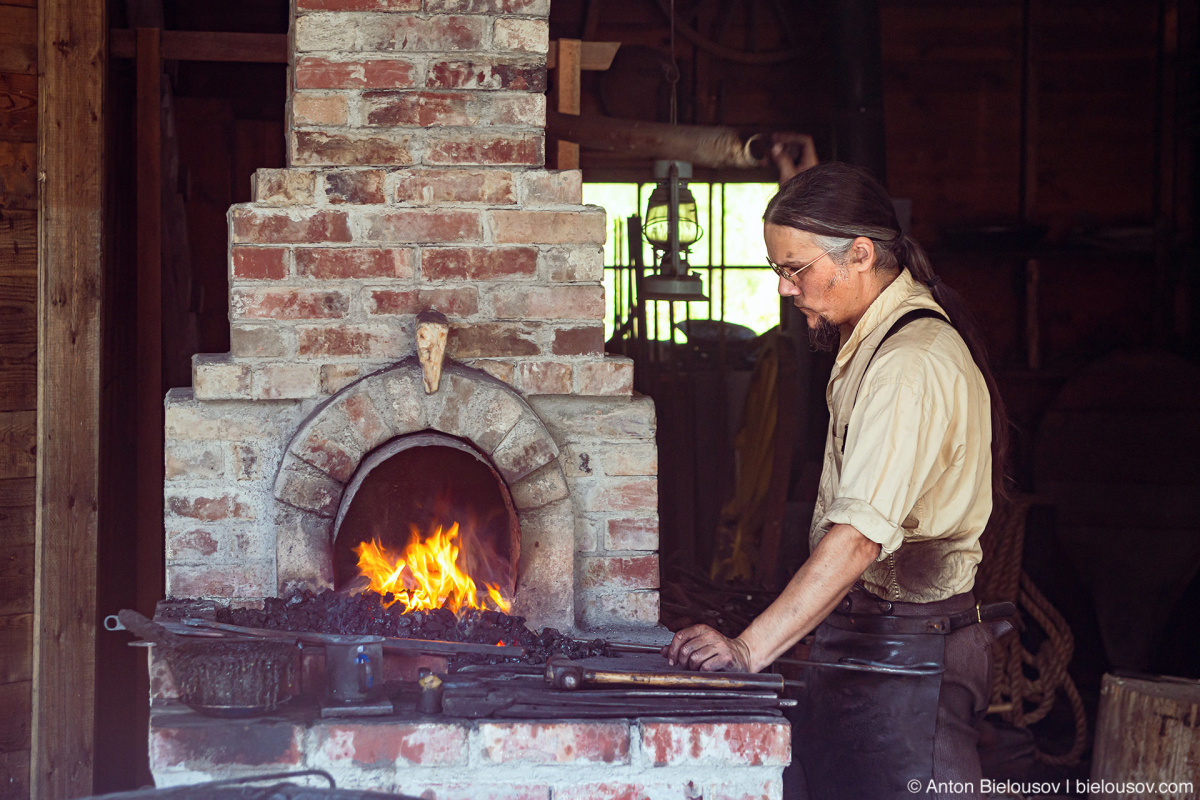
736, 523, 882, 672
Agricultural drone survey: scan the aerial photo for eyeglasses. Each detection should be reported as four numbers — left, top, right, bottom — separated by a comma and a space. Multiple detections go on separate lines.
768, 247, 832, 286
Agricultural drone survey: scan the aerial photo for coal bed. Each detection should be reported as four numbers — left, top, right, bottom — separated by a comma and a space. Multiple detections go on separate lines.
207, 589, 608, 665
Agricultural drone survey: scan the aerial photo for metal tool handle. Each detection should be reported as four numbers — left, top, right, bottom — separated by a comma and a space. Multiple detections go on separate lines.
545, 656, 786, 693
117, 609, 187, 648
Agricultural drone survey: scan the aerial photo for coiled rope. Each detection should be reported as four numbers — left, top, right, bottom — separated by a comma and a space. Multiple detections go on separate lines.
975, 496, 1088, 766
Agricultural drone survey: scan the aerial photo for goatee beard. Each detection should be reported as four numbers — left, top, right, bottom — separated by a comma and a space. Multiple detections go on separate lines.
807, 315, 839, 351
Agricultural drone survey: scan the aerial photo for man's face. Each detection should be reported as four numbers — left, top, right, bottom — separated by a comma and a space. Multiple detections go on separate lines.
765, 224, 856, 350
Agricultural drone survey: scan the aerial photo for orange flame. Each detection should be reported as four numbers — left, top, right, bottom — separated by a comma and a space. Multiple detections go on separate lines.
353, 523, 512, 614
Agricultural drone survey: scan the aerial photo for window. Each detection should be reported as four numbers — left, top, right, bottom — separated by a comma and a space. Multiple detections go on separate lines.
581, 183, 781, 341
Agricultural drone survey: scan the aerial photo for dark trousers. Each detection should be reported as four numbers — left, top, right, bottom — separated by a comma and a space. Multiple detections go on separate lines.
785, 589, 995, 800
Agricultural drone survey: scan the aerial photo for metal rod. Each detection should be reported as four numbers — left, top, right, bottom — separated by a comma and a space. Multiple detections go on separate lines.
180, 618, 523, 657
668, 161, 681, 278
595, 641, 943, 676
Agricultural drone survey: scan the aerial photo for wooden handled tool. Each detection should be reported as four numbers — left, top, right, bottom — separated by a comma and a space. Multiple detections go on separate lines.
544, 655, 793, 692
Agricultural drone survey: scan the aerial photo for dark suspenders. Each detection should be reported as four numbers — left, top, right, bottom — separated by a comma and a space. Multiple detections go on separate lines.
840, 308, 951, 454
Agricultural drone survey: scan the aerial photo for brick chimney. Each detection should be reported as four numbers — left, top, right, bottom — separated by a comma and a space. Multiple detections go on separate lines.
163, 0, 661, 632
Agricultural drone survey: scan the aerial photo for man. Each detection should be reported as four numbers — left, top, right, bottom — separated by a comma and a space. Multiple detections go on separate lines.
664, 162, 1011, 799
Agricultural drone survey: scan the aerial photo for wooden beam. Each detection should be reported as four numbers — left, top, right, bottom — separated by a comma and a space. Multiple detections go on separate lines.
135, 27, 164, 621
109, 29, 288, 63
546, 40, 620, 71
553, 39, 581, 170
33, 0, 105, 795
555, 39, 582, 115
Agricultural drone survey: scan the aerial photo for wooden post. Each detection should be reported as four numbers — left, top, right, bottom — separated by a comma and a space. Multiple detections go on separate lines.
555, 38, 581, 170
545, 39, 618, 170
1090, 673, 1200, 799
135, 27, 164, 618
34, 0, 105, 796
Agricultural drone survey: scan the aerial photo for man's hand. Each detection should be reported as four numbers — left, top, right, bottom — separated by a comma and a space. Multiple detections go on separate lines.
662, 624, 754, 672
664, 525, 880, 676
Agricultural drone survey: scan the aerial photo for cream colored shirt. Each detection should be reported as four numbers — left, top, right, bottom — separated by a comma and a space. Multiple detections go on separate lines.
809, 269, 993, 603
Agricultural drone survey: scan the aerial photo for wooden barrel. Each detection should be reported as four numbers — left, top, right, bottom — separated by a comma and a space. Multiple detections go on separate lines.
1090, 673, 1200, 799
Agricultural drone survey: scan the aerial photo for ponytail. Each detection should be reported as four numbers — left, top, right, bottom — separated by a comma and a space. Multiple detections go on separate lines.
899, 234, 1010, 504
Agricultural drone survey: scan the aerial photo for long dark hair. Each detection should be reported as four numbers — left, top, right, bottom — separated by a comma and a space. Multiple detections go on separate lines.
765, 162, 1010, 502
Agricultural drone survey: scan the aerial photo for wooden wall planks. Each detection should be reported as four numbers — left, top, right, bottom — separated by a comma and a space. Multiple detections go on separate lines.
0, 5, 36, 76
0, 212, 35, 414
0, 277, 35, 345
0, 608, 31, 652
0, 479, 31, 800
0, 0, 35, 795
0, 750, 30, 800
0, 74, 36, 143
0, 143, 35, 210
881, 0, 1161, 242
0, 683, 31, 752
881, 2, 1024, 241
0, 411, 34, 479
0, 211, 35, 273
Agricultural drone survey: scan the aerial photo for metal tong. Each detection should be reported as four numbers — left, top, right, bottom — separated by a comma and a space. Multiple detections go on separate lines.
105, 614, 521, 657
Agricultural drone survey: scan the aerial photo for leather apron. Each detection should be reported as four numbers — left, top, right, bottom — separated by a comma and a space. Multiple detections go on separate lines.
787, 588, 966, 800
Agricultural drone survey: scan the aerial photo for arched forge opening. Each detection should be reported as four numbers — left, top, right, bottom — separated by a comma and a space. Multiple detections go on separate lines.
332, 431, 520, 611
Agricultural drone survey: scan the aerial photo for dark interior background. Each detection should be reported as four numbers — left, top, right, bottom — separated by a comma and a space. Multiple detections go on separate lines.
84, 0, 1200, 791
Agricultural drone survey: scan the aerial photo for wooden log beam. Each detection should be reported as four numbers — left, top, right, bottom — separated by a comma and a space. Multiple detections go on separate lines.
546, 111, 766, 169
109, 29, 287, 63
34, 0, 105, 795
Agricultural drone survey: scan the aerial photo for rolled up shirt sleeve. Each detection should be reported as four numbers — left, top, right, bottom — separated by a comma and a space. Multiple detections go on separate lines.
816, 364, 953, 558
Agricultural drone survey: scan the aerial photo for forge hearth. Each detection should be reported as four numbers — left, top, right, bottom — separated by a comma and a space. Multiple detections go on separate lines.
168, 354, 657, 631
152, 0, 789, 795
